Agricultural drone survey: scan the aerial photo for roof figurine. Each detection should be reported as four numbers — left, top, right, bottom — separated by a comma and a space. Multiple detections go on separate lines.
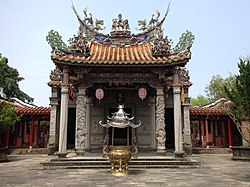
46, 2, 195, 67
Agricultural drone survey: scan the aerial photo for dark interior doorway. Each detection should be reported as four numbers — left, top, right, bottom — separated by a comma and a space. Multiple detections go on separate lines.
108, 108, 132, 146
67, 108, 76, 149
232, 121, 243, 146
165, 108, 175, 149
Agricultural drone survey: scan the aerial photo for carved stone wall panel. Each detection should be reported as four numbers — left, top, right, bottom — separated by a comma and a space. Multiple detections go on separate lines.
48, 105, 57, 146
90, 135, 103, 146
137, 118, 150, 133
136, 107, 152, 149
90, 106, 104, 148
136, 108, 150, 115
137, 134, 151, 146
90, 107, 104, 134
91, 119, 103, 134
91, 107, 104, 115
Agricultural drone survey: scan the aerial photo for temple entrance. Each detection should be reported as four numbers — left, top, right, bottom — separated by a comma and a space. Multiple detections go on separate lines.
165, 108, 175, 149
67, 108, 76, 149
108, 108, 132, 146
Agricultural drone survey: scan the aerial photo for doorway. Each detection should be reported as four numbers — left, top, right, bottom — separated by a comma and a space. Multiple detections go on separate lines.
165, 108, 175, 149
67, 108, 76, 149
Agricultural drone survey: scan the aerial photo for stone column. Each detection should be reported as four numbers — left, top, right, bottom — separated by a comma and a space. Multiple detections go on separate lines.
183, 98, 192, 155
48, 87, 59, 155
57, 67, 69, 158
85, 97, 92, 150
149, 96, 156, 149
155, 88, 166, 155
173, 84, 185, 157
74, 87, 87, 156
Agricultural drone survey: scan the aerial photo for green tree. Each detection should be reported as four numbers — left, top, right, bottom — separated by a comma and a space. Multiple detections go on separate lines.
0, 54, 33, 104
0, 101, 21, 145
190, 94, 212, 106
224, 58, 250, 143
205, 74, 236, 101
0, 102, 20, 132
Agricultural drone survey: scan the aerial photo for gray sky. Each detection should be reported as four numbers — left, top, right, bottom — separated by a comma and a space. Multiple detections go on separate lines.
1, 0, 250, 106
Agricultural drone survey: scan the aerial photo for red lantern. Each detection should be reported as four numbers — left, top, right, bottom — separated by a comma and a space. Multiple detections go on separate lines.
95, 88, 104, 101
138, 88, 147, 100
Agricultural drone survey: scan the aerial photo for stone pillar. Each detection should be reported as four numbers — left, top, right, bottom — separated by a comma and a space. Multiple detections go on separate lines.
183, 98, 192, 155
74, 87, 87, 156
48, 87, 59, 155
149, 96, 156, 149
85, 97, 92, 150
173, 84, 185, 157
57, 67, 69, 158
155, 88, 166, 155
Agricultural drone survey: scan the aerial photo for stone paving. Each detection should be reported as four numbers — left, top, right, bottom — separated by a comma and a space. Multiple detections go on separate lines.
0, 154, 250, 187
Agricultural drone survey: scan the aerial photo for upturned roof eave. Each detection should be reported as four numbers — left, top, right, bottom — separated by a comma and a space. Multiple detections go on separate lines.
52, 58, 189, 68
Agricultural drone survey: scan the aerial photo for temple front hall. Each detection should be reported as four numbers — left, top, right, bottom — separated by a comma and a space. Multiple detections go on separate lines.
46, 4, 195, 158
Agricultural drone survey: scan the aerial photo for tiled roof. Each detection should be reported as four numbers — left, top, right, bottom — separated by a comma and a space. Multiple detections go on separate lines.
16, 106, 50, 115
52, 42, 191, 65
48, 80, 62, 86
190, 106, 226, 116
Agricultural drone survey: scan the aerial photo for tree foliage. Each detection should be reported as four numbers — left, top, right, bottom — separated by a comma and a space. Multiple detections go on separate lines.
0, 101, 20, 133
190, 94, 212, 107
205, 74, 236, 101
0, 54, 33, 104
224, 58, 250, 143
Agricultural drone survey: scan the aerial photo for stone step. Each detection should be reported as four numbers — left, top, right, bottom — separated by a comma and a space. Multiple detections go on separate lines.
41, 157, 202, 169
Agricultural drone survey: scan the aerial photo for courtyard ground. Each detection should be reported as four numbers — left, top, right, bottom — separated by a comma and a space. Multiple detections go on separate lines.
0, 153, 249, 187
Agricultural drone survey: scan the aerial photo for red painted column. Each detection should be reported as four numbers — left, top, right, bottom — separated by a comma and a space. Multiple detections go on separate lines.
211, 120, 216, 146
14, 123, 18, 146
198, 121, 202, 146
220, 121, 223, 146
37, 121, 40, 147
205, 118, 209, 148
228, 119, 233, 147
4, 129, 10, 148
21, 120, 25, 147
29, 118, 35, 149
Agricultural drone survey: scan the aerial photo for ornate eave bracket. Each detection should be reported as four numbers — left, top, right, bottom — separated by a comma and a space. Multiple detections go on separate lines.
50, 67, 63, 81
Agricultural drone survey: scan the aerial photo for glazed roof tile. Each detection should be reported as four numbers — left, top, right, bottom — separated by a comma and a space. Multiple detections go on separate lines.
16, 106, 50, 115
48, 80, 62, 86
190, 106, 226, 116
52, 42, 191, 65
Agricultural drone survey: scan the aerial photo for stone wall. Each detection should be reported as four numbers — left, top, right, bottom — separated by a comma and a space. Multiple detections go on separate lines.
136, 107, 153, 149
90, 107, 104, 149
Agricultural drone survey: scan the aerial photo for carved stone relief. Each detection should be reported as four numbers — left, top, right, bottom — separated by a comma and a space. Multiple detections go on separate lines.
155, 90, 166, 149
48, 105, 57, 145
75, 91, 87, 149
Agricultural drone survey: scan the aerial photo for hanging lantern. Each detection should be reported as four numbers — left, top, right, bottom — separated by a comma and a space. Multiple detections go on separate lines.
138, 88, 147, 100
95, 88, 104, 101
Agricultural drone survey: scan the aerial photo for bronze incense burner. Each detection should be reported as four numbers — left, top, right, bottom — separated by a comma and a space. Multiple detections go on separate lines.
99, 105, 140, 175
